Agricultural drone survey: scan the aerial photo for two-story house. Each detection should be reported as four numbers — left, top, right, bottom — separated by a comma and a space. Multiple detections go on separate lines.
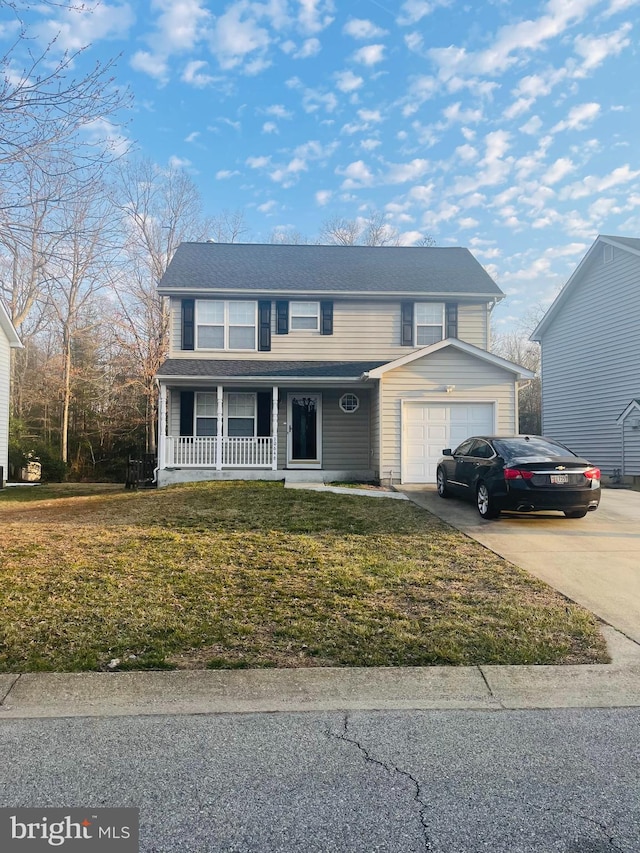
155, 243, 533, 487
0, 301, 22, 486
532, 234, 640, 482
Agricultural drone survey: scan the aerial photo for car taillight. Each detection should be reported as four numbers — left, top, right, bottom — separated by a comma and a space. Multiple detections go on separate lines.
584, 467, 601, 480
504, 468, 534, 480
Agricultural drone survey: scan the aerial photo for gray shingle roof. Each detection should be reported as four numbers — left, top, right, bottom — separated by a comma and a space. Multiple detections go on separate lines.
157, 242, 503, 297
157, 359, 387, 379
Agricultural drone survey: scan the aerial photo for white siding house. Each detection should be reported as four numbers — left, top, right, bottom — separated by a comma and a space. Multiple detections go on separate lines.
532, 235, 640, 482
156, 243, 533, 487
0, 302, 23, 484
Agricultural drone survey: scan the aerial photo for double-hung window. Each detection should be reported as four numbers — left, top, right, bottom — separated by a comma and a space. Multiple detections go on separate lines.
290, 301, 319, 331
196, 300, 257, 350
195, 393, 217, 436
226, 393, 256, 437
415, 303, 445, 346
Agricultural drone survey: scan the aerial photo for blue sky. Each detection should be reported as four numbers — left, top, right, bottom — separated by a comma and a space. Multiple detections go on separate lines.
5, 0, 640, 330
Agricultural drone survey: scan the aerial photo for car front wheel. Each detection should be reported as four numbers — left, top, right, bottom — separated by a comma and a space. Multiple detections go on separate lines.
436, 467, 449, 498
477, 483, 500, 519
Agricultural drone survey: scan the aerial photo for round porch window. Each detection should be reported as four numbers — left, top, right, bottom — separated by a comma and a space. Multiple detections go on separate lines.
339, 393, 360, 413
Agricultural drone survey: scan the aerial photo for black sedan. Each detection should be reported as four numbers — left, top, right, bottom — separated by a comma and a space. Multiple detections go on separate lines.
436, 435, 601, 519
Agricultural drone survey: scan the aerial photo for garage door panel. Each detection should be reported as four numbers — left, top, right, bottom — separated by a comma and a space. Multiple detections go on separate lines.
403, 402, 495, 484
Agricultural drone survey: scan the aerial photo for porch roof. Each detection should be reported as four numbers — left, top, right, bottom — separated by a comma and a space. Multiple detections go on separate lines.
156, 358, 387, 382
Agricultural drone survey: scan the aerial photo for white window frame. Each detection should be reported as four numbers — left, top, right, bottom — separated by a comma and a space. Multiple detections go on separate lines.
415, 302, 445, 346
195, 300, 257, 351
339, 393, 360, 413
289, 301, 320, 332
224, 392, 257, 437
194, 392, 218, 437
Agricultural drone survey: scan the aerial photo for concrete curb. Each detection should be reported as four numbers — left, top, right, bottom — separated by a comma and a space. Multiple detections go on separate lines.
1, 628, 639, 720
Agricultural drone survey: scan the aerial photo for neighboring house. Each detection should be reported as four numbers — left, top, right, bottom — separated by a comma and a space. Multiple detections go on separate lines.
155, 243, 533, 487
531, 235, 640, 482
0, 301, 23, 485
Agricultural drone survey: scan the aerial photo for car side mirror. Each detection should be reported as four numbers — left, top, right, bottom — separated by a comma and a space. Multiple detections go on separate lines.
442, 448, 452, 456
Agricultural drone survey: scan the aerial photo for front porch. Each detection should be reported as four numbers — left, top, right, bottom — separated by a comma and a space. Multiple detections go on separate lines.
156, 380, 376, 486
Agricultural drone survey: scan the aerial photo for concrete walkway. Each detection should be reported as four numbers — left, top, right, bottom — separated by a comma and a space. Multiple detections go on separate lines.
402, 485, 640, 644
1, 627, 640, 719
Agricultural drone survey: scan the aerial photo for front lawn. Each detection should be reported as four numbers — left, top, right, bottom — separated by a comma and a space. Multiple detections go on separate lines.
0, 481, 607, 671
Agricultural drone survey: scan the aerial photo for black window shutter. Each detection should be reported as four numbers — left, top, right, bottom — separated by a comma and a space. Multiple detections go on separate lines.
258, 300, 271, 351
445, 303, 458, 339
401, 302, 414, 346
320, 301, 333, 335
180, 391, 195, 436
276, 301, 289, 334
182, 299, 195, 351
257, 392, 271, 437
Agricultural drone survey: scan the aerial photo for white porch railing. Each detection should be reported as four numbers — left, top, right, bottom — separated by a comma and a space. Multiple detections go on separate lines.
165, 436, 275, 468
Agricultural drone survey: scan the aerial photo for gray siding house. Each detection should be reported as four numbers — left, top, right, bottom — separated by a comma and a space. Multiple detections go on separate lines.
532, 235, 640, 482
0, 301, 22, 484
155, 243, 533, 487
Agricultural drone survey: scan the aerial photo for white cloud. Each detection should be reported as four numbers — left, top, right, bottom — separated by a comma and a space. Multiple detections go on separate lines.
343, 18, 387, 39
131, 50, 169, 81
520, 115, 543, 135
458, 217, 479, 229
258, 200, 277, 213
168, 155, 192, 170
209, 1, 271, 71
335, 70, 364, 93
385, 159, 430, 184
34, 1, 135, 52
559, 164, 640, 200
455, 144, 478, 163
246, 155, 271, 168
216, 170, 240, 179
352, 44, 385, 66
262, 121, 278, 133
270, 157, 307, 185
290, 37, 321, 58
442, 102, 483, 125
542, 157, 575, 185
184, 131, 200, 143
264, 104, 293, 119
573, 24, 631, 73
315, 190, 332, 206
360, 138, 381, 151
297, 0, 335, 34
182, 59, 215, 87
551, 102, 601, 133
338, 159, 375, 189
397, 0, 437, 26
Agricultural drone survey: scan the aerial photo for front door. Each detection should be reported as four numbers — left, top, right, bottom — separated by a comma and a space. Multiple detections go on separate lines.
287, 393, 322, 468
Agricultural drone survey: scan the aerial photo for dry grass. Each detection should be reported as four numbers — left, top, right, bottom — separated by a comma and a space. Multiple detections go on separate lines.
0, 481, 608, 671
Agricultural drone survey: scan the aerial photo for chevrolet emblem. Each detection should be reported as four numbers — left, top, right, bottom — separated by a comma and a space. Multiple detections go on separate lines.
555, 465, 566, 471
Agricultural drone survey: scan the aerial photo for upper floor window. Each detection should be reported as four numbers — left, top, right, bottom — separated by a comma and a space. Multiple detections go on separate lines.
415, 302, 445, 345
196, 300, 256, 350
603, 243, 614, 264
290, 301, 320, 331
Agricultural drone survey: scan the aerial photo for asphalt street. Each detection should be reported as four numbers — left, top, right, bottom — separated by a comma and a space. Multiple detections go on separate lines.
2, 707, 639, 852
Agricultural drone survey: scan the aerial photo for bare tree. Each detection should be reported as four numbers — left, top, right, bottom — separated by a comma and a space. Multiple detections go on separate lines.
492, 307, 546, 434
269, 227, 307, 245
318, 209, 432, 247
112, 159, 214, 453
210, 209, 249, 244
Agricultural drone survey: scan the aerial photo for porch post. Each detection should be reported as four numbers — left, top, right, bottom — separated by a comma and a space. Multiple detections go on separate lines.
157, 383, 167, 469
271, 386, 279, 470
216, 385, 223, 470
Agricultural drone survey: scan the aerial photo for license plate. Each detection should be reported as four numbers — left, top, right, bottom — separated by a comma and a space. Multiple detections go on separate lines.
550, 474, 569, 484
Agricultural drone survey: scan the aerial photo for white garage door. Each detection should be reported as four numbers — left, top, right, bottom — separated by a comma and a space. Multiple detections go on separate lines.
402, 402, 495, 484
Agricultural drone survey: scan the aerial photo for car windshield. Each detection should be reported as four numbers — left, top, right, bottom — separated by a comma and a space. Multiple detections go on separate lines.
493, 437, 576, 458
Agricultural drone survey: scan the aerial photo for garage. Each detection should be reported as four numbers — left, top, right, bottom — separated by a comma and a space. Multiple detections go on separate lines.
402, 401, 495, 483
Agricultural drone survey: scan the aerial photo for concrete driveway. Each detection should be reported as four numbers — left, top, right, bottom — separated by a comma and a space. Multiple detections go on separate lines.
402, 485, 640, 644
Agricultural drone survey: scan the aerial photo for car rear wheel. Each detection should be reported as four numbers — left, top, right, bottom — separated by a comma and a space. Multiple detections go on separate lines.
436, 468, 449, 498
477, 483, 500, 519
564, 509, 588, 519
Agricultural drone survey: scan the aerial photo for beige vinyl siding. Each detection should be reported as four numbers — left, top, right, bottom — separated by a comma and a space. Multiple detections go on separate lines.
540, 245, 640, 475
168, 298, 490, 359
0, 331, 9, 476
379, 348, 517, 479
